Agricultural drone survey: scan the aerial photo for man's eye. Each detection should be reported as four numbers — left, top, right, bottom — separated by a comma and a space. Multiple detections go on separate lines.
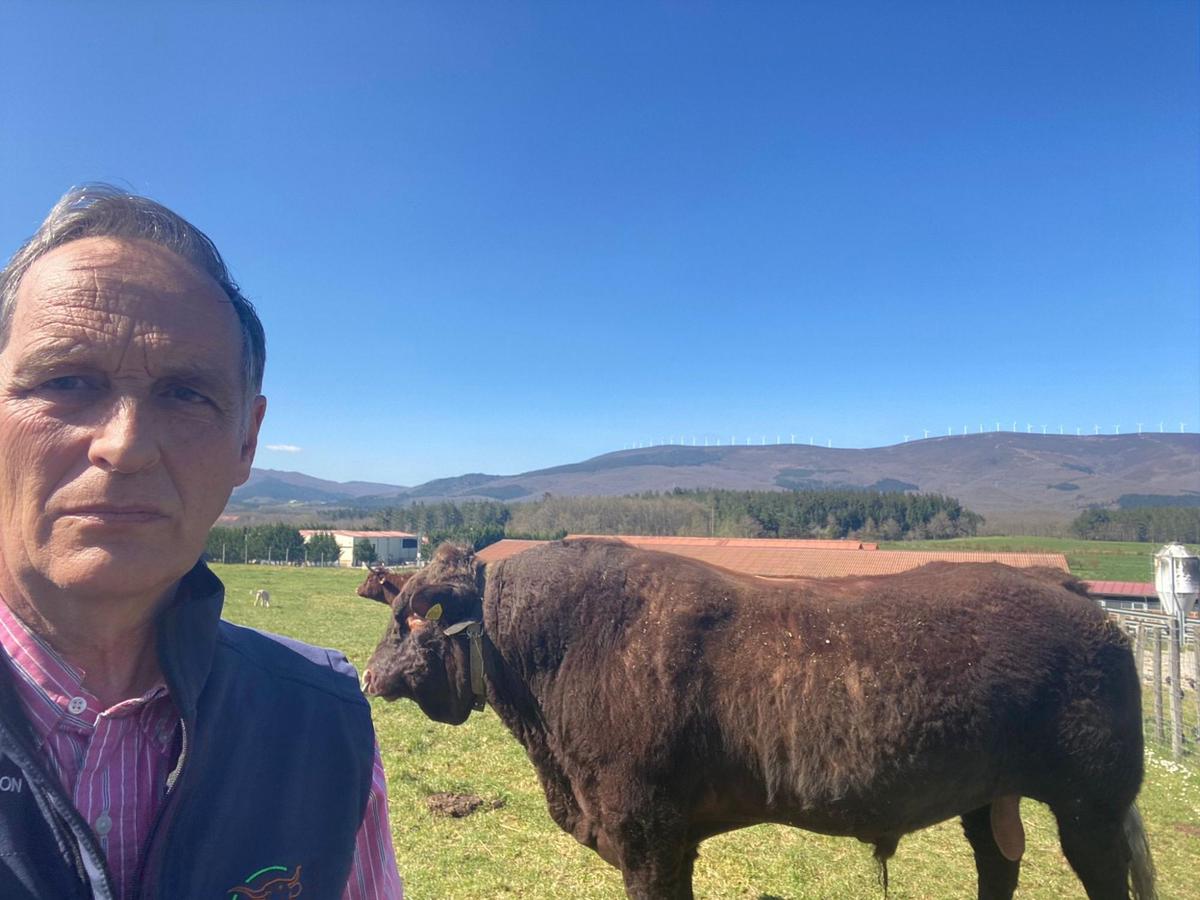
164, 386, 210, 404
39, 376, 94, 392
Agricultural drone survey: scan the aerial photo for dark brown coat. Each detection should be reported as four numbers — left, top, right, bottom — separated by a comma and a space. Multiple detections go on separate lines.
364, 540, 1155, 900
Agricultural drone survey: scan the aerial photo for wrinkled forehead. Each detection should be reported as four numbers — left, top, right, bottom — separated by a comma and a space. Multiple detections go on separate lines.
11, 236, 242, 365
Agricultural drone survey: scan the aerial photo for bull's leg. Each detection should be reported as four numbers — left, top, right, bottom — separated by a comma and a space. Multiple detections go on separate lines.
674, 845, 698, 900
612, 810, 695, 900
961, 805, 1020, 900
618, 846, 693, 900
1052, 806, 1132, 900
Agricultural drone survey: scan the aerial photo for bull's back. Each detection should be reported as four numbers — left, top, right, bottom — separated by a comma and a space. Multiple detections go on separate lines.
704, 563, 1141, 823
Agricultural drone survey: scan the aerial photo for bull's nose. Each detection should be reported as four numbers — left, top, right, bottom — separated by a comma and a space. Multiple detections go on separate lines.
361, 669, 375, 694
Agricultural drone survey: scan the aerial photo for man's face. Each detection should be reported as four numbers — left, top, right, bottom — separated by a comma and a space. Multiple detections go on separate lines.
0, 236, 265, 601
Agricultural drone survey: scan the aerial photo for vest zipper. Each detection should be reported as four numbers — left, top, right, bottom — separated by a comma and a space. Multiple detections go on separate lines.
131, 717, 190, 900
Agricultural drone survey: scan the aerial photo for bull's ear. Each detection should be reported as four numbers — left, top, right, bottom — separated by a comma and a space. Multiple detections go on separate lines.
415, 588, 448, 624
408, 584, 455, 623
408, 582, 480, 627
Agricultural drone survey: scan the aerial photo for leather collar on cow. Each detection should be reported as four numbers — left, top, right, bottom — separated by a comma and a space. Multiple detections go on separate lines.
444, 620, 486, 711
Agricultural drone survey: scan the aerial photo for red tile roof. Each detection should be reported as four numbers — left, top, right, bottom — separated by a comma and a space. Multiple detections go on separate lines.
1084, 581, 1156, 598
569, 535, 877, 551
474, 537, 1069, 579
475, 540, 552, 564
606, 544, 1068, 578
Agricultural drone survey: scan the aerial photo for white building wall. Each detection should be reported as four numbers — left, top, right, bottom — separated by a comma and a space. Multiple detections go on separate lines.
371, 536, 419, 565
325, 533, 420, 567
334, 534, 356, 567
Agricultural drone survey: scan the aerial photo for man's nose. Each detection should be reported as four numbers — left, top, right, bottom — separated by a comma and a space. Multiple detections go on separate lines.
87, 398, 162, 474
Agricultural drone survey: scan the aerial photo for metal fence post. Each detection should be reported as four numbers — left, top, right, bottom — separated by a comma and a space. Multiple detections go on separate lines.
1169, 618, 1184, 759
1193, 622, 1200, 742
1153, 625, 1164, 743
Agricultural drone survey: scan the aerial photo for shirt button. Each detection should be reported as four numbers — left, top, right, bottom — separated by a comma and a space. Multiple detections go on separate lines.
67, 697, 87, 715
94, 813, 112, 837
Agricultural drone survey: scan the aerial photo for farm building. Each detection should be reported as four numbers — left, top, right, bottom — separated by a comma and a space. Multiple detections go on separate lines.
299, 530, 420, 567
475, 534, 1070, 578
1084, 580, 1162, 612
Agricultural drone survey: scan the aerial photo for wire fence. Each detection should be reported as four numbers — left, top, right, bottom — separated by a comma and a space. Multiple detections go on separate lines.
1109, 612, 1199, 761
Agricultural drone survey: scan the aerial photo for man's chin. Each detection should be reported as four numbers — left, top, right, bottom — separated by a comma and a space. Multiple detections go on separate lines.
44, 544, 196, 599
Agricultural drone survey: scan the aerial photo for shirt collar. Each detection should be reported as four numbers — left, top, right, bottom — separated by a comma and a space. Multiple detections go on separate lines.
0, 584, 189, 739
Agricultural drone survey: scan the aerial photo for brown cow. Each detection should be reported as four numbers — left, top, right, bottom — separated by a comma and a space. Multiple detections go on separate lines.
356, 566, 414, 605
364, 540, 1154, 900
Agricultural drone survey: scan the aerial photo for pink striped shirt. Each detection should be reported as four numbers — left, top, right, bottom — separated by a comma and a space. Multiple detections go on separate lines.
0, 601, 402, 899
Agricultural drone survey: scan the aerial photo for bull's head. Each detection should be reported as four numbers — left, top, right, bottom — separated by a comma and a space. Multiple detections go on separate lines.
362, 544, 484, 725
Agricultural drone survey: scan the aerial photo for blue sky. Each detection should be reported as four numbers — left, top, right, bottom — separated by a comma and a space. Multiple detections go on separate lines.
2, 3, 1196, 486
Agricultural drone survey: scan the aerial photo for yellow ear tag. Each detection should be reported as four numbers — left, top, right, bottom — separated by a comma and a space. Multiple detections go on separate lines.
425, 603, 443, 622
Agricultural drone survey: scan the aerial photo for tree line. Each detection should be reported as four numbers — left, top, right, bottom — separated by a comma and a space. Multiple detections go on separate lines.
205, 525, 339, 564
1071, 507, 1200, 544
207, 489, 983, 565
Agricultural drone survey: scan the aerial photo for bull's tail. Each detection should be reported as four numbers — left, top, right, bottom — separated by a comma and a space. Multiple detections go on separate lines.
1123, 804, 1156, 900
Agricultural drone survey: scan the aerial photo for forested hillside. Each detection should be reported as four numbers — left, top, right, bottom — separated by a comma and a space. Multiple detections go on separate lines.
369, 489, 981, 552
1071, 506, 1200, 543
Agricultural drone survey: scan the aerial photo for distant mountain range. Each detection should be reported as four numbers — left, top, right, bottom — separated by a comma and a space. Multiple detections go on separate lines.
234, 469, 409, 504
229, 433, 1200, 526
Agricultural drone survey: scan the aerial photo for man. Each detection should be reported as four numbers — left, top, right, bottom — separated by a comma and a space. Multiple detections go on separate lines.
0, 186, 402, 898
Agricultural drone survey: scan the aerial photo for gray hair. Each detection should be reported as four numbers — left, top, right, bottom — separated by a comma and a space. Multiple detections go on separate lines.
0, 184, 266, 398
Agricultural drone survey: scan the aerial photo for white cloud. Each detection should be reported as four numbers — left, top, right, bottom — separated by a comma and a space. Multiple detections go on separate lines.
264, 444, 303, 453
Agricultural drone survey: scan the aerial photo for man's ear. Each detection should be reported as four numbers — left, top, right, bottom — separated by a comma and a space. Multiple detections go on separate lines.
235, 394, 267, 484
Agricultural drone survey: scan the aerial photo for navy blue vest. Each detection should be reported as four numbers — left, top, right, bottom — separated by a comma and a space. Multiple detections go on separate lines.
0, 562, 377, 899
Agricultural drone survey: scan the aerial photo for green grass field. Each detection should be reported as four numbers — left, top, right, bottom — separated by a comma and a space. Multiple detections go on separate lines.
878, 536, 1172, 582
214, 539, 1200, 898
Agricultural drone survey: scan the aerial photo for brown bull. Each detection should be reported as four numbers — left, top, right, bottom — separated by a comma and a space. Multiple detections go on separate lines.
364, 539, 1154, 900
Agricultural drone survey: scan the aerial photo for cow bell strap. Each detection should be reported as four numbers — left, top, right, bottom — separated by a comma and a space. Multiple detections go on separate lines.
444, 620, 487, 711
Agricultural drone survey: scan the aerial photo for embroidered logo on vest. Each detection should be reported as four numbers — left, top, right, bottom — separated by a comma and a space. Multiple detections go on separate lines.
228, 865, 303, 899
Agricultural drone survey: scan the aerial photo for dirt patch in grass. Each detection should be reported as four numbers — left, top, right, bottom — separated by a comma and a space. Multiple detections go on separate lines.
426, 792, 505, 818
1173, 822, 1200, 838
